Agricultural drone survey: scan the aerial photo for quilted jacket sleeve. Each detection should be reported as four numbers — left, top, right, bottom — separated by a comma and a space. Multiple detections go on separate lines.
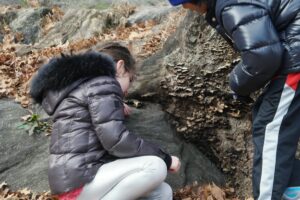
86, 80, 172, 168
221, 4, 283, 96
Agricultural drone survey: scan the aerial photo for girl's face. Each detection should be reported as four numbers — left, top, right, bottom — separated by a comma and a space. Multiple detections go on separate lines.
116, 60, 134, 96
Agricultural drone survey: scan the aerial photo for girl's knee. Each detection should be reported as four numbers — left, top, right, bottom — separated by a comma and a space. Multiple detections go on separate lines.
143, 156, 168, 180
146, 156, 167, 170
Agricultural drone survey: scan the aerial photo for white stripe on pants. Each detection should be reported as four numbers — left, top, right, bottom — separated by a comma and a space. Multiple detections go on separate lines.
258, 84, 296, 200
77, 156, 172, 200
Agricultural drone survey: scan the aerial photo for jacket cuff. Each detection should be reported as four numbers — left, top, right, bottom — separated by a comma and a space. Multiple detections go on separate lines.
163, 153, 172, 169
229, 62, 254, 96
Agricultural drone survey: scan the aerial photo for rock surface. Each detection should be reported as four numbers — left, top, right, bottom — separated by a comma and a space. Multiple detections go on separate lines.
0, 99, 49, 192
126, 103, 225, 189
10, 7, 51, 44
158, 11, 253, 197
0, 99, 224, 192
0, 0, 169, 10
126, 6, 176, 26
35, 5, 135, 48
129, 11, 255, 197
0, 5, 19, 43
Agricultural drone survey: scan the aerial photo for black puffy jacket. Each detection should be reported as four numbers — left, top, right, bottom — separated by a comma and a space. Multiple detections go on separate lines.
207, 0, 300, 96
29, 52, 171, 194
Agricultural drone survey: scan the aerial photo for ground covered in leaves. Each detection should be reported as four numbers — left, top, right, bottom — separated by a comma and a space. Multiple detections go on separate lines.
1, 182, 254, 200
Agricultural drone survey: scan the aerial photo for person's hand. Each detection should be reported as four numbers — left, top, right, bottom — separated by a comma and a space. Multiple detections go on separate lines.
231, 92, 254, 104
123, 103, 132, 117
169, 156, 181, 173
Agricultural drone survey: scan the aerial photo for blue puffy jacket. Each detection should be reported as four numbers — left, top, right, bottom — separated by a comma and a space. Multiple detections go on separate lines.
207, 0, 300, 96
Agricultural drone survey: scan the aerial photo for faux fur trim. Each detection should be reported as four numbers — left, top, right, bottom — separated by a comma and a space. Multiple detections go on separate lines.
30, 51, 116, 104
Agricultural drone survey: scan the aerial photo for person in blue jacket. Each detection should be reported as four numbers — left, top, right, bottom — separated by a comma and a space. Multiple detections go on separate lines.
168, 0, 300, 200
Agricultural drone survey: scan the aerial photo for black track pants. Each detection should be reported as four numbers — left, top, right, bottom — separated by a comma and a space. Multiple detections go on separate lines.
252, 73, 300, 200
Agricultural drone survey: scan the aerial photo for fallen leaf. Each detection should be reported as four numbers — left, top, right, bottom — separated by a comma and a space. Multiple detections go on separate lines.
211, 183, 225, 200
21, 115, 32, 121
19, 188, 31, 195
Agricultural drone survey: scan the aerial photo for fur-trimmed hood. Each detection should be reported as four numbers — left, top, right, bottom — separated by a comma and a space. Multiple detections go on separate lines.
30, 51, 116, 113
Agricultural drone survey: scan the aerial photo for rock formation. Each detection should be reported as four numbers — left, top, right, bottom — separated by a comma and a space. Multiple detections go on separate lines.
0, 1, 259, 198
159, 12, 253, 197
0, 99, 225, 192
129, 11, 254, 197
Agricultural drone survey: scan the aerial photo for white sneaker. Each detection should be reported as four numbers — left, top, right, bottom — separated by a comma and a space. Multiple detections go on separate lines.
283, 187, 300, 200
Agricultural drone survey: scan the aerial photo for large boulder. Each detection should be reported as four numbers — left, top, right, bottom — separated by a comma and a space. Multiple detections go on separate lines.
130, 10, 253, 197
9, 7, 51, 44
0, 0, 21, 5
158, 11, 253, 197
36, 5, 134, 48
125, 103, 225, 189
126, 6, 176, 26
0, 99, 50, 192
0, 7, 18, 43
112, 0, 169, 6
37, 0, 168, 9
38, 0, 111, 9
0, 0, 111, 8
0, 99, 224, 192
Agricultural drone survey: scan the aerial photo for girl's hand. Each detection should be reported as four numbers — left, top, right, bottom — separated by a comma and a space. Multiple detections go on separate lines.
169, 156, 181, 173
123, 103, 132, 117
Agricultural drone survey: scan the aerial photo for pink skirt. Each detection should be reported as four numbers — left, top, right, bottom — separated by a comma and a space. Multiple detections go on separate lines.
57, 187, 83, 200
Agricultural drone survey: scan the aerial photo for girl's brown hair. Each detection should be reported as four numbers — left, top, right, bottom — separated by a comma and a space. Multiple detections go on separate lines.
93, 42, 136, 74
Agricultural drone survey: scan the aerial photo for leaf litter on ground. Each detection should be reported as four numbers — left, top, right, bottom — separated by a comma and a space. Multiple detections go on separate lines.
1, 182, 255, 200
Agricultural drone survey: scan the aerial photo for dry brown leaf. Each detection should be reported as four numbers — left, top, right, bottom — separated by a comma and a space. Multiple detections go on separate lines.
207, 195, 214, 200
211, 183, 226, 200
19, 188, 31, 195
21, 114, 32, 121
27, 0, 40, 7
2, 187, 10, 197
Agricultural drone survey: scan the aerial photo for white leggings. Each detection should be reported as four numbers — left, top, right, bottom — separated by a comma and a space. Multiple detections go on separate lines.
77, 156, 172, 200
